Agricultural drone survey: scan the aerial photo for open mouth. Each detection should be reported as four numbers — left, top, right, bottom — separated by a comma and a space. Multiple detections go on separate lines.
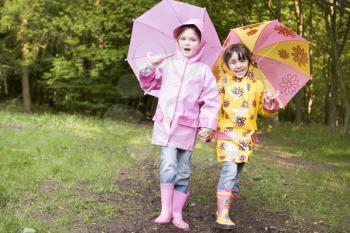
184, 48, 191, 52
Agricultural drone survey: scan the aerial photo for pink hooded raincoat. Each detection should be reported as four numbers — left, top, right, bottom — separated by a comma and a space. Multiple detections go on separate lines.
139, 19, 220, 151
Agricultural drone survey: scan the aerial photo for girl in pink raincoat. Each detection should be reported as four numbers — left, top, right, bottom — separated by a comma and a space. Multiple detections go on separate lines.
139, 19, 220, 230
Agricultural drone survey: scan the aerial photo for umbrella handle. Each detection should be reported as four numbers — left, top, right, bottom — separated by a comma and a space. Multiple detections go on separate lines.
147, 52, 166, 67
147, 52, 165, 61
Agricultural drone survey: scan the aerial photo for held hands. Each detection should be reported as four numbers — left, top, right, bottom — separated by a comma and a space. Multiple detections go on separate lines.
147, 52, 164, 67
198, 127, 214, 143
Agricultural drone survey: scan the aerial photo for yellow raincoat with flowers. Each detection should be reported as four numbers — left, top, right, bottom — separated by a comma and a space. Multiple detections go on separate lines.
212, 58, 279, 163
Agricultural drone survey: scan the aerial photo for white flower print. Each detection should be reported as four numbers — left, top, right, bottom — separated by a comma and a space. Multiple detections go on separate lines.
230, 87, 244, 99
223, 142, 239, 160
226, 131, 239, 140
232, 107, 248, 117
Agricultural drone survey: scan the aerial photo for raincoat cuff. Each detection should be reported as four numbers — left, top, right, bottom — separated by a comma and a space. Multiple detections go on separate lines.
263, 99, 279, 113
198, 116, 217, 130
140, 64, 156, 79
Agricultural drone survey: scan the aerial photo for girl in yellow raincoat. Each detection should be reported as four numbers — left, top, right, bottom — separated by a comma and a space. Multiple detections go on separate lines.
212, 43, 279, 229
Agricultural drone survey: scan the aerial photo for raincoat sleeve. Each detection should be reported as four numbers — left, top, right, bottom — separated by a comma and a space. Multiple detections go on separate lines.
139, 63, 163, 92
257, 80, 279, 117
197, 67, 220, 130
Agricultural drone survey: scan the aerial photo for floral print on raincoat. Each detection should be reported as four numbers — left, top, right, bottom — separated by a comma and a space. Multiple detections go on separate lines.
212, 58, 279, 163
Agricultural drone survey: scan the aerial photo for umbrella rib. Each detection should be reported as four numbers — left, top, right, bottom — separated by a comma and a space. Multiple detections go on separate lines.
251, 20, 275, 52
255, 43, 279, 63
256, 39, 308, 55
255, 40, 310, 75
134, 19, 175, 41
165, 0, 183, 24
130, 53, 175, 60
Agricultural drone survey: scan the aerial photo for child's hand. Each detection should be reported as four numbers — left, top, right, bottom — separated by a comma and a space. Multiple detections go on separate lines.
147, 52, 164, 67
263, 90, 279, 107
198, 128, 213, 142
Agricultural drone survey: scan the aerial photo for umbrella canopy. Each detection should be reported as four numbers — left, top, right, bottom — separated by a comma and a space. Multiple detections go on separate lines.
216, 20, 311, 108
127, 0, 222, 96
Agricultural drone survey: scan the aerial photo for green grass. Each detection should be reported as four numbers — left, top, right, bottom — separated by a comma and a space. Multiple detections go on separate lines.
194, 121, 350, 233
0, 110, 349, 232
259, 122, 350, 171
249, 122, 350, 232
243, 156, 349, 232
0, 110, 151, 232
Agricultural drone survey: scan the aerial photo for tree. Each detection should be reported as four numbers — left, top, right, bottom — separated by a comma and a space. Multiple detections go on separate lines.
317, 0, 350, 129
0, 0, 51, 112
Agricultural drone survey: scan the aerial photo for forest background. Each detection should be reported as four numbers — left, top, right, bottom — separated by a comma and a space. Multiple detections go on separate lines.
0, 0, 350, 133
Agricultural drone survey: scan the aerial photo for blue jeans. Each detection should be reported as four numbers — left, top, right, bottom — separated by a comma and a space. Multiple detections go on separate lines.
217, 161, 245, 193
159, 146, 192, 193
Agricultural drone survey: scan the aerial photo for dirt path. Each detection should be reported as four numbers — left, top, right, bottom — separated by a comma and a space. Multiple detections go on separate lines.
87, 146, 329, 233
256, 145, 335, 172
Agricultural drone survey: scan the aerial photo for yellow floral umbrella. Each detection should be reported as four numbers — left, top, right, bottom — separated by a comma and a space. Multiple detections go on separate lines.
213, 20, 311, 107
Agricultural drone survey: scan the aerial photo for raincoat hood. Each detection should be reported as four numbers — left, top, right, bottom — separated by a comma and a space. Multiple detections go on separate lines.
172, 19, 207, 63
215, 55, 252, 81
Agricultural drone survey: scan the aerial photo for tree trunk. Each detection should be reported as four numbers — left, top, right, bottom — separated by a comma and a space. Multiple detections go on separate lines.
268, 0, 281, 20
294, 0, 304, 124
324, 58, 331, 124
21, 64, 31, 112
322, 0, 338, 127
327, 57, 337, 127
323, 1, 350, 128
339, 73, 350, 134
306, 0, 314, 123
295, 95, 303, 123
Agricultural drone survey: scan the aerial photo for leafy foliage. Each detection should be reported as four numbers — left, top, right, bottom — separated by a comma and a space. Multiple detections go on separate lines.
0, 0, 349, 128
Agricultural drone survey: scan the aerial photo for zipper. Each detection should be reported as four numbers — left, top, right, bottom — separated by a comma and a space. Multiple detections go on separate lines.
168, 60, 188, 137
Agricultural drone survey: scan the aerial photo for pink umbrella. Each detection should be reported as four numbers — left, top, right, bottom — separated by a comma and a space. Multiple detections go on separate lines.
214, 20, 311, 108
127, 0, 222, 97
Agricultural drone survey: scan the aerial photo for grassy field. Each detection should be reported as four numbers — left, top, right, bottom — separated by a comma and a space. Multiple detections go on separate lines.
0, 110, 147, 232
194, 121, 350, 232
249, 122, 350, 231
0, 110, 349, 232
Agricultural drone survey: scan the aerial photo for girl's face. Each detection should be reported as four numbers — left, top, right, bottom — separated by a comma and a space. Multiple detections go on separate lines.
177, 28, 200, 58
227, 52, 249, 78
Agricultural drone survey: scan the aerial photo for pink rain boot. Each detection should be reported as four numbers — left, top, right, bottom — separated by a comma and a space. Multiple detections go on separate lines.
154, 183, 174, 224
172, 190, 189, 230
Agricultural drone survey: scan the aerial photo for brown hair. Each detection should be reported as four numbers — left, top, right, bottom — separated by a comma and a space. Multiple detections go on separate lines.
174, 24, 201, 41
223, 43, 254, 66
